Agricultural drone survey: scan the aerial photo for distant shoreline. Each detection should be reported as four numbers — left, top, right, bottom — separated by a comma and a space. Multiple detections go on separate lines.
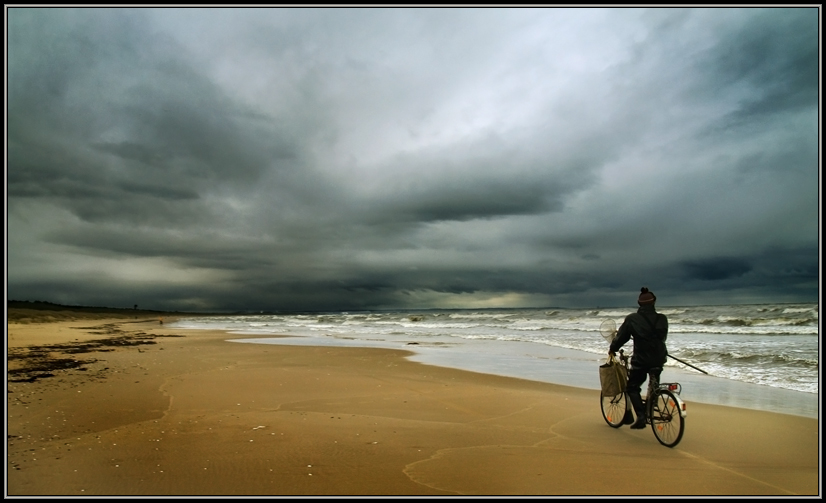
8, 300, 192, 315
6, 301, 233, 324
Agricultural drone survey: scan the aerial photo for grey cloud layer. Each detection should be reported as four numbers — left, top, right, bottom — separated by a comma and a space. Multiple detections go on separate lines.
6, 7, 819, 311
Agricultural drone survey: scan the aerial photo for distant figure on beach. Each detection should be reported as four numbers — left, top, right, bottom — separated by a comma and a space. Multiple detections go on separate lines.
159, 317, 163, 325
608, 287, 669, 429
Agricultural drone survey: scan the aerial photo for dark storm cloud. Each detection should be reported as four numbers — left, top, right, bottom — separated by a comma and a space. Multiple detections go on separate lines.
365, 156, 595, 223
705, 8, 818, 121
8, 8, 302, 223
6, 7, 820, 311
681, 257, 753, 281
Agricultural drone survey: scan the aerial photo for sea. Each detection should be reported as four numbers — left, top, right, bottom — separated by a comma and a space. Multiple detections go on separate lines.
170, 302, 820, 419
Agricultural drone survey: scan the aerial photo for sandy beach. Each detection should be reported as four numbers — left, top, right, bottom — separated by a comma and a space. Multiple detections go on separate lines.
6, 313, 820, 496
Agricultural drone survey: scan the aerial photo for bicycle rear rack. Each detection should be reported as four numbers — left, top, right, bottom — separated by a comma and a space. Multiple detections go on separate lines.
659, 382, 682, 394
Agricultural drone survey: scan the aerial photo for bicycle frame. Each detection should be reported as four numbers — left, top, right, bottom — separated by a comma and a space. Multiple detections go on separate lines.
646, 379, 688, 419
619, 350, 687, 420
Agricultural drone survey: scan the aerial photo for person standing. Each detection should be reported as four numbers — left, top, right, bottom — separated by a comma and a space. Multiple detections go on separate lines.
608, 287, 669, 429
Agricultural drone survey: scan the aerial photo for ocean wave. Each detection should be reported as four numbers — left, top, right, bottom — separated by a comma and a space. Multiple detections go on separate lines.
509, 325, 548, 332
668, 325, 818, 335
593, 310, 631, 318
448, 312, 515, 319
170, 303, 818, 396
657, 308, 688, 315
782, 307, 818, 314
675, 349, 818, 369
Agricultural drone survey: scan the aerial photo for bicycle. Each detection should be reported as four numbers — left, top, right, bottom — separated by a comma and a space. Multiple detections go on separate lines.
599, 320, 687, 448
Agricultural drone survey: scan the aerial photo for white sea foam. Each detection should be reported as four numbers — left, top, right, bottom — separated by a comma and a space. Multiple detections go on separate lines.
172, 302, 819, 415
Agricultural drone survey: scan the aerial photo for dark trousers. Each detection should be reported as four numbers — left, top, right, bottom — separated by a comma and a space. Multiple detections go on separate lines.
627, 366, 662, 417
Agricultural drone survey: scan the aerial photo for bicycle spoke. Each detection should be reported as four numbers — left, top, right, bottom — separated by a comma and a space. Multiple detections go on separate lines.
601, 392, 628, 429
650, 390, 684, 447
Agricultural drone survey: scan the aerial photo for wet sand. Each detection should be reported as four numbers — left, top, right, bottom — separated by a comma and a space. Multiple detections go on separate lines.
6, 313, 820, 496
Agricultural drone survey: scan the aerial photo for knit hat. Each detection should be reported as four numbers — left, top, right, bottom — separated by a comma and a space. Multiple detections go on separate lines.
638, 287, 656, 305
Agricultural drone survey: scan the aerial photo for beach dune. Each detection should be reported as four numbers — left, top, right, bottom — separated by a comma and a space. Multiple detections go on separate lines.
6, 314, 819, 496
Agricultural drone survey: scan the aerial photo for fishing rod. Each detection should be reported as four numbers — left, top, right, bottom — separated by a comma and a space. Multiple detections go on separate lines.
667, 354, 708, 375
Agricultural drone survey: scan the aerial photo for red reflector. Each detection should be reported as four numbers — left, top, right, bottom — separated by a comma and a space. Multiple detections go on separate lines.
668, 384, 678, 391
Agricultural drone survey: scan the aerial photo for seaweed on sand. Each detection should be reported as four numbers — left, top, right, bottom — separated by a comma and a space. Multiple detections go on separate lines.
7, 324, 182, 383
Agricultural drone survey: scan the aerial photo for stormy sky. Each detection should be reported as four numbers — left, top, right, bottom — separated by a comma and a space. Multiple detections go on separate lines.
6, 7, 820, 312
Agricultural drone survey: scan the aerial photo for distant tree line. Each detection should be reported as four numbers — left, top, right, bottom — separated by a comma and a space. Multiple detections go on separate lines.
7, 300, 170, 314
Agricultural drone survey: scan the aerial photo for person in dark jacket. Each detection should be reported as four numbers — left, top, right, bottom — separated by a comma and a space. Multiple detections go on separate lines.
609, 287, 668, 429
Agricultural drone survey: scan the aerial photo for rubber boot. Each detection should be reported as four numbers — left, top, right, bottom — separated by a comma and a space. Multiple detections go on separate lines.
621, 404, 635, 425
628, 392, 647, 429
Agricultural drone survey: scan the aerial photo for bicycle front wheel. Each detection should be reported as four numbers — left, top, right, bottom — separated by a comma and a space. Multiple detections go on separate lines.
650, 389, 684, 447
600, 391, 628, 428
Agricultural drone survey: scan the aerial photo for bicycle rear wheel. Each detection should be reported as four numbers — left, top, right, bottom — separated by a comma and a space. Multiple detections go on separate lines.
600, 391, 628, 428
650, 389, 684, 447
